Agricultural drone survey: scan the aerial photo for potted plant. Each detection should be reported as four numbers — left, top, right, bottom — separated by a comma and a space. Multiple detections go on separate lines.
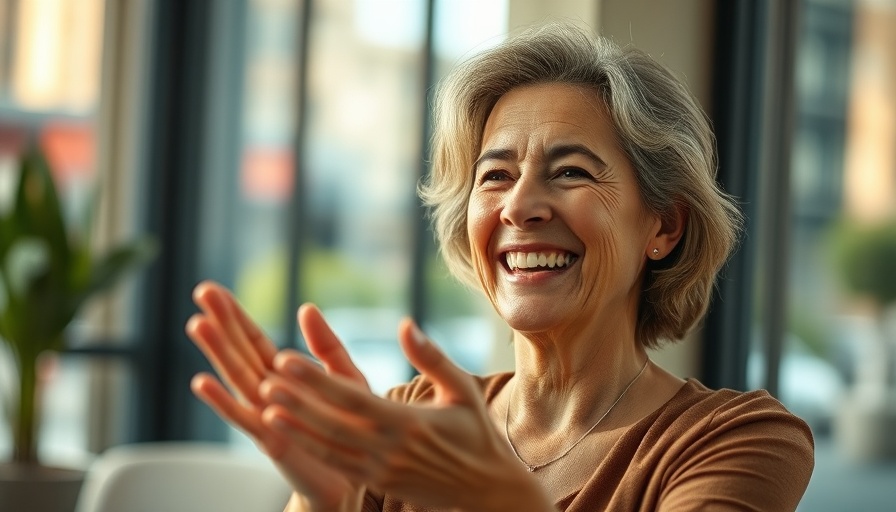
829, 217, 896, 462
0, 143, 156, 511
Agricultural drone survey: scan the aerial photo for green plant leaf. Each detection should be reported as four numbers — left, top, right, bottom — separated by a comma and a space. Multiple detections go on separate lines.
76, 236, 158, 305
4, 237, 51, 298
16, 148, 72, 268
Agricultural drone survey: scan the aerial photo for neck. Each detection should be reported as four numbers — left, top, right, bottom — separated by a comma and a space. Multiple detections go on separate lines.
507, 325, 649, 435
504, 356, 649, 472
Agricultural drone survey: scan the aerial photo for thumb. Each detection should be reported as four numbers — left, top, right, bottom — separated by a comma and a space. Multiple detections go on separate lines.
398, 319, 479, 407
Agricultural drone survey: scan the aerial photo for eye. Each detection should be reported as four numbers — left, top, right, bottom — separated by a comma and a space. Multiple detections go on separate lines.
555, 167, 595, 181
479, 169, 512, 183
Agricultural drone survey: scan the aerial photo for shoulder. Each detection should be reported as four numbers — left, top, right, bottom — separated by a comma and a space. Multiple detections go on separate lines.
644, 379, 815, 511
661, 379, 815, 447
383, 372, 513, 404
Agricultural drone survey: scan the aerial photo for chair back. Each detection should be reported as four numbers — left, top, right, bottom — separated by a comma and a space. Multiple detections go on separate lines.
75, 442, 291, 512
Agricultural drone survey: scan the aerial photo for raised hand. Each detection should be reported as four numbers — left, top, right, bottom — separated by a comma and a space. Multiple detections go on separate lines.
260, 317, 553, 511
185, 281, 368, 511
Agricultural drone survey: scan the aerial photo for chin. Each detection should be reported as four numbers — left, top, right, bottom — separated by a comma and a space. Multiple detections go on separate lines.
497, 302, 572, 335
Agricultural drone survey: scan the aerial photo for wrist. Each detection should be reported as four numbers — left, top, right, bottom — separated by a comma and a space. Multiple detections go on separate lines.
478, 464, 555, 512
284, 488, 365, 512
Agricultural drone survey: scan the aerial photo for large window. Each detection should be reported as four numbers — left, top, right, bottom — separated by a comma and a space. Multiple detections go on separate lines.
750, 0, 896, 509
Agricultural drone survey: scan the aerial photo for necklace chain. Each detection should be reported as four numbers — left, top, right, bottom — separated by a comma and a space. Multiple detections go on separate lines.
504, 358, 649, 472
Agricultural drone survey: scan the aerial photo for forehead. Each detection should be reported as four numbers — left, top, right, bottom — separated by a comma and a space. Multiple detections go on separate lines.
480, 82, 617, 150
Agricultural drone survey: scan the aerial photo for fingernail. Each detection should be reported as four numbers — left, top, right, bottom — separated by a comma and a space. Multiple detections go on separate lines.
268, 413, 288, 432
284, 358, 304, 377
269, 388, 289, 404
184, 315, 200, 333
409, 321, 428, 346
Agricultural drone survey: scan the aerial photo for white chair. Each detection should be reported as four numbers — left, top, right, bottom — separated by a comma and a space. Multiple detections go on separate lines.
75, 442, 292, 512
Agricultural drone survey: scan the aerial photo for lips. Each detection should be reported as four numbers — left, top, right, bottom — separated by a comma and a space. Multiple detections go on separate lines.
503, 250, 578, 272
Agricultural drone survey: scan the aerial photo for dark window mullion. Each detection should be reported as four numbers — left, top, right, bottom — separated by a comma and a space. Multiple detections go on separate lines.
704, 0, 769, 392
138, 0, 221, 442
404, 0, 437, 380
706, 0, 803, 394
410, 0, 437, 329
283, 0, 314, 351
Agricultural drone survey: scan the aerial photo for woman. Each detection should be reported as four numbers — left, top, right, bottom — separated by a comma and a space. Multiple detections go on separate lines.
187, 24, 814, 511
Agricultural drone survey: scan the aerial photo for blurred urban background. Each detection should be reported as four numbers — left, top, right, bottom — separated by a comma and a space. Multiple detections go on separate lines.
0, 0, 895, 510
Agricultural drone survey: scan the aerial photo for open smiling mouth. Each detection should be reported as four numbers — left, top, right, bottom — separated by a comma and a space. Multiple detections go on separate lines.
502, 251, 579, 273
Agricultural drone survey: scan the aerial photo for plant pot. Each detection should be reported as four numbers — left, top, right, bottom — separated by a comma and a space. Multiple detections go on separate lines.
0, 463, 85, 512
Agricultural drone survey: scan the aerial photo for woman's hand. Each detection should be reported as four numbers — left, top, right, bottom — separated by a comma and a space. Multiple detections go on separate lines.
260, 317, 554, 511
185, 281, 368, 511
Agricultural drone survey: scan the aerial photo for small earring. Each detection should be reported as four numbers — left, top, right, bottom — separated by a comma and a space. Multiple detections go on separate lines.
652, 248, 660, 258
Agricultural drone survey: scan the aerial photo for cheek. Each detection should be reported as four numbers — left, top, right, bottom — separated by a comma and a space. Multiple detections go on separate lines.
573, 209, 630, 294
580, 228, 616, 287
466, 194, 496, 252
466, 195, 500, 292
578, 213, 649, 294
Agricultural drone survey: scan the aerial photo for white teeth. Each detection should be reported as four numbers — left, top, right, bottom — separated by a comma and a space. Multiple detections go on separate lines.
505, 251, 575, 270
526, 253, 538, 267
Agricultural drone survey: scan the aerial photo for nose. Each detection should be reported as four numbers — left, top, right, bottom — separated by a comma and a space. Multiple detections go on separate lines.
499, 176, 553, 227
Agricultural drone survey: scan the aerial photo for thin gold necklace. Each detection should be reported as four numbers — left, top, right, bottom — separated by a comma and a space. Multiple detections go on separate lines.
504, 358, 649, 472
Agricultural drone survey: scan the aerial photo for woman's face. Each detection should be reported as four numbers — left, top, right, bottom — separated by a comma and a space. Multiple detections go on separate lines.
467, 82, 661, 335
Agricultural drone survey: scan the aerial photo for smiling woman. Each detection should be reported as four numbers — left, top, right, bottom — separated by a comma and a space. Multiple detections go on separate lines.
186, 23, 815, 512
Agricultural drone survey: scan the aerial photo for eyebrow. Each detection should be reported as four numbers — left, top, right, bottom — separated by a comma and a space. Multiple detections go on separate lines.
545, 143, 607, 169
472, 143, 607, 171
472, 148, 516, 171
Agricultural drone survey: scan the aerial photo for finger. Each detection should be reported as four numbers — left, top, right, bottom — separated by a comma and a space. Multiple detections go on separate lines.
259, 376, 380, 453
193, 281, 273, 375
262, 404, 375, 481
191, 373, 270, 441
298, 303, 368, 388
195, 375, 364, 508
273, 351, 383, 418
226, 287, 279, 364
186, 314, 264, 406
398, 319, 479, 406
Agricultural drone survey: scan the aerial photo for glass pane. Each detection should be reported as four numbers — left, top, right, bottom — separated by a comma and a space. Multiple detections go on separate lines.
297, 0, 427, 394
221, 0, 301, 342
781, 0, 896, 509
0, 350, 129, 466
43, 356, 134, 464
32, 355, 89, 463
8, 0, 104, 113
222, 0, 513, 406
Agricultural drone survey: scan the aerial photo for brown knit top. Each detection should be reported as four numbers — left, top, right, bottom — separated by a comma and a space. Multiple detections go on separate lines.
362, 373, 814, 512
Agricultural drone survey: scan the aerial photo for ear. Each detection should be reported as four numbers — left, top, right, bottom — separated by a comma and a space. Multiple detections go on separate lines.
646, 203, 687, 260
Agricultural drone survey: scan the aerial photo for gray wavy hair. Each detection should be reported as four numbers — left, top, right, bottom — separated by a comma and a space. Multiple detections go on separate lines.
419, 24, 742, 348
